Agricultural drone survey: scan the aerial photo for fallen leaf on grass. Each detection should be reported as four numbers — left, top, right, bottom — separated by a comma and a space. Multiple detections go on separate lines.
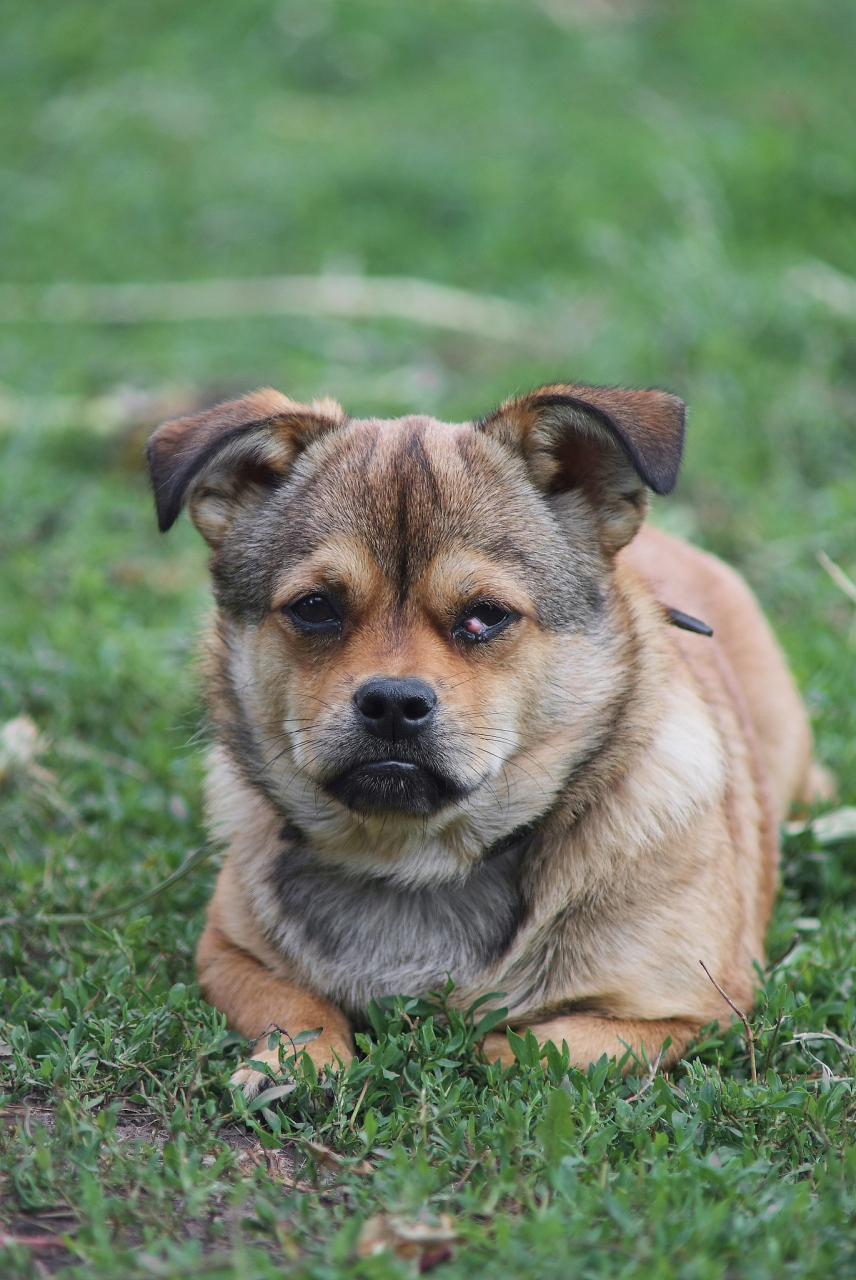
0, 715, 43, 780
785, 807, 856, 844
302, 1138, 373, 1175
0, 713, 152, 790
235, 1141, 265, 1176
262, 1147, 316, 1191
0, 715, 78, 821
357, 1212, 459, 1272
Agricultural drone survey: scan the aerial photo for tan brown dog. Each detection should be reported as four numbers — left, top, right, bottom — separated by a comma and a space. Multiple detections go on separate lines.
147, 383, 825, 1095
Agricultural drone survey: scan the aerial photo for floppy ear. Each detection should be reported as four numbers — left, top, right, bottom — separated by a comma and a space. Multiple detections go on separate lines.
478, 382, 686, 554
146, 389, 345, 547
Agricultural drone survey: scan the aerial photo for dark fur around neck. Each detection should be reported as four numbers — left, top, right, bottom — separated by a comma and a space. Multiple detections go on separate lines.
265, 826, 534, 1015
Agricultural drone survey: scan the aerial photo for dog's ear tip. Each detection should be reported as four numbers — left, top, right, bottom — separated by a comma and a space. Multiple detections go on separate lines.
155, 503, 179, 534
145, 436, 178, 531
648, 470, 679, 497
644, 390, 686, 494
150, 482, 181, 533
659, 390, 687, 431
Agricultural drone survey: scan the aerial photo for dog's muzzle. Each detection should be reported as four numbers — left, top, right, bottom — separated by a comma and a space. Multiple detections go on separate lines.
322, 677, 469, 815
324, 759, 469, 816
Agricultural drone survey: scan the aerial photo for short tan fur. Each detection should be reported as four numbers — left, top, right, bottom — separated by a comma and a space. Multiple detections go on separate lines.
146, 383, 826, 1093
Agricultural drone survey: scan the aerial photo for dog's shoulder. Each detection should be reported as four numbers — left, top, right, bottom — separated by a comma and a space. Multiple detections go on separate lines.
622, 524, 813, 820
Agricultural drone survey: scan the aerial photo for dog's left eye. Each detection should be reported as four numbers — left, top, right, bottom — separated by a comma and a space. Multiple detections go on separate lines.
454, 603, 514, 643
286, 593, 342, 634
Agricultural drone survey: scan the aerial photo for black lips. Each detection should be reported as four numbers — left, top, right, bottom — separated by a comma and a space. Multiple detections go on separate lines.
324, 760, 467, 815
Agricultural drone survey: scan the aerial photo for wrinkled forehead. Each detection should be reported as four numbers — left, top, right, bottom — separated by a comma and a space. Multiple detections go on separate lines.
284, 416, 549, 585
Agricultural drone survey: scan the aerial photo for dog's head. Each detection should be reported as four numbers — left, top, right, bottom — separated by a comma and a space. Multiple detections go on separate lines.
147, 383, 684, 878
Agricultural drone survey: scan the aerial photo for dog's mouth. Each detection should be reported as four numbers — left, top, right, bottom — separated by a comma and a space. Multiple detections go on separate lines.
323, 760, 470, 816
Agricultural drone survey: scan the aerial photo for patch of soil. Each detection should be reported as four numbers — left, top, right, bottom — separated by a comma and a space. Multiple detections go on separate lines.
1, 1093, 302, 1276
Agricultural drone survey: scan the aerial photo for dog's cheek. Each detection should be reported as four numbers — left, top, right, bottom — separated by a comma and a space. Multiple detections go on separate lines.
240, 623, 308, 758
445, 627, 555, 768
274, 644, 358, 776
466, 628, 591, 753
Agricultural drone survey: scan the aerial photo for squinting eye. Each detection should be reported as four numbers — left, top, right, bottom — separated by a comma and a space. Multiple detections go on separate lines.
454, 603, 514, 643
286, 593, 341, 633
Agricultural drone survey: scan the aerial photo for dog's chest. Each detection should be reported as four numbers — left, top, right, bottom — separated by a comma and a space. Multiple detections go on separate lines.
265, 840, 526, 1013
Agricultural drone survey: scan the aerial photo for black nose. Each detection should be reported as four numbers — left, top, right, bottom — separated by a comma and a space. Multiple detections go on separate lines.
353, 677, 438, 742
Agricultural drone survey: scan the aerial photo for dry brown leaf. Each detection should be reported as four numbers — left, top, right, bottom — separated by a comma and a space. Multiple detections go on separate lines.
356, 1212, 459, 1272
235, 1141, 265, 1176
302, 1138, 373, 1175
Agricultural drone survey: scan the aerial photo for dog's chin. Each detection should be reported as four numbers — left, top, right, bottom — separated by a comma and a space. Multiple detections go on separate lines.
323, 761, 469, 816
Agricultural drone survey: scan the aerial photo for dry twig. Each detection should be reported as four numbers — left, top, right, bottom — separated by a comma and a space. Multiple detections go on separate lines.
818, 550, 856, 607
783, 1030, 856, 1055
0, 1231, 68, 1249
700, 960, 757, 1084
624, 1047, 665, 1102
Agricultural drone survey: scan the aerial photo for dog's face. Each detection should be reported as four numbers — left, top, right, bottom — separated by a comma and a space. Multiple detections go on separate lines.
148, 384, 684, 878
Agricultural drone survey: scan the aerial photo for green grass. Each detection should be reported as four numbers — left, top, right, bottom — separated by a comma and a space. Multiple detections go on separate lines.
1, 0, 856, 1275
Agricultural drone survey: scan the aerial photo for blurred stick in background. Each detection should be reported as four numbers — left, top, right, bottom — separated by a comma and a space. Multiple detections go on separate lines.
0, 273, 557, 345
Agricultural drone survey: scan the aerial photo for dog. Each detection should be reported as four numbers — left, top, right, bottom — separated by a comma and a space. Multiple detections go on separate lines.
146, 382, 826, 1095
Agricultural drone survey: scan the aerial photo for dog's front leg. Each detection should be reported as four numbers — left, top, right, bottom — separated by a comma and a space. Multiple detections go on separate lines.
481, 1013, 701, 1075
197, 923, 354, 1097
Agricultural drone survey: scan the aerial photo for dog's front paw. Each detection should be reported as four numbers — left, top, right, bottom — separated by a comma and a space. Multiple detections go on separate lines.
229, 1045, 283, 1100
302, 1031, 354, 1072
229, 1034, 355, 1099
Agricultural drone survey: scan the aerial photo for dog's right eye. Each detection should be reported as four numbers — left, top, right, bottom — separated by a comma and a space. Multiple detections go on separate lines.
286, 593, 342, 634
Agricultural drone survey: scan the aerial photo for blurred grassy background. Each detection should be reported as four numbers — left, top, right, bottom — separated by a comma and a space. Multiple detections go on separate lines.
2, 0, 855, 785
2, 4, 856, 1272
